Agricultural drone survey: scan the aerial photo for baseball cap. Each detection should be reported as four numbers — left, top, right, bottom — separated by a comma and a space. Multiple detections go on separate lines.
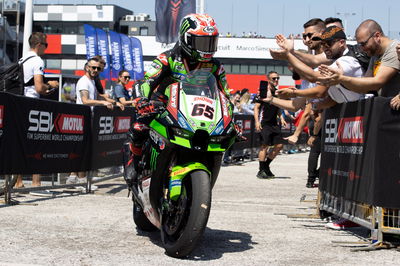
312, 26, 346, 41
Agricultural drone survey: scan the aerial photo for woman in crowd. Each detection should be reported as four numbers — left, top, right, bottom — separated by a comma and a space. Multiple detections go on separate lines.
114, 70, 136, 106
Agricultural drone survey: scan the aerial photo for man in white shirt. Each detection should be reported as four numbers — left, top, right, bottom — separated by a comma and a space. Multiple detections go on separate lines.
271, 26, 365, 110
67, 56, 124, 186
15, 32, 59, 189
20, 32, 59, 98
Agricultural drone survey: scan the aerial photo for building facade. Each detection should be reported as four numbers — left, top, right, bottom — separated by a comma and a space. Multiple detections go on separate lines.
33, 4, 306, 93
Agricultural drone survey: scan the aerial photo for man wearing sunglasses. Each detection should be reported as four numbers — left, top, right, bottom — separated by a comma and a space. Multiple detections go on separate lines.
318, 19, 400, 102
275, 26, 364, 106
14, 32, 60, 190
76, 57, 124, 110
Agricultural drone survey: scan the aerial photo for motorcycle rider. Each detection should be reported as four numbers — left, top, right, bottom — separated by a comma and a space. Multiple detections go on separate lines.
123, 13, 231, 186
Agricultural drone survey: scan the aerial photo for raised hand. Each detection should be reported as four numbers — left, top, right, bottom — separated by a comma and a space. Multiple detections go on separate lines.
275, 34, 294, 53
318, 61, 344, 86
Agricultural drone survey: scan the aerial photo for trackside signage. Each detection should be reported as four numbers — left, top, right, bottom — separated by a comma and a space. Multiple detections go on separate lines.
320, 97, 400, 209
0, 93, 92, 174
91, 106, 136, 169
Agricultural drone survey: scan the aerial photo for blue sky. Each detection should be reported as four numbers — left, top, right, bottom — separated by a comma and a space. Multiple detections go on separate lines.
35, 0, 400, 38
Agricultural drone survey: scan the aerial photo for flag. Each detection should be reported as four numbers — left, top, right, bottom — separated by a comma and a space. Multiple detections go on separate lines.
155, 0, 196, 44
119, 34, 135, 79
96, 28, 111, 80
83, 24, 98, 60
130, 37, 144, 80
109, 31, 123, 80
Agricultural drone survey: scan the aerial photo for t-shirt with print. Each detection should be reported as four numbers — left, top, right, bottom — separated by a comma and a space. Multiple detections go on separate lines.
19, 51, 44, 98
76, 75, 97, 104
368, 40, 400, 97
328, 53, 364, 103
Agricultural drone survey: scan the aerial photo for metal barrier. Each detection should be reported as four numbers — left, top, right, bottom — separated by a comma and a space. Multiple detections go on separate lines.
319, 191, 376, 230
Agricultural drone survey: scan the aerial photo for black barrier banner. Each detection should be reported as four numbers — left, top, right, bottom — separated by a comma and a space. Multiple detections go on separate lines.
91, 106, 136, 169
0, 92, 92, 174
320, 97, 400, 208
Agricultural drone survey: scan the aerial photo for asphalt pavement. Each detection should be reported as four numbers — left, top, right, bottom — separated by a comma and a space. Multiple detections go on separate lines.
1, 152, 399, 265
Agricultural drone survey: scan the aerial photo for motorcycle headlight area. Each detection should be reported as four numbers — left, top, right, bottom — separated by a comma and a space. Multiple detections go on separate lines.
171, 127, 194, 139
209, 135, 229, 143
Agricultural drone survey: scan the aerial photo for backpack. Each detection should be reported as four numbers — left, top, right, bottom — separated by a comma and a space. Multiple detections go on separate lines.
0, 56, 35, 95
345, 44, 370, 73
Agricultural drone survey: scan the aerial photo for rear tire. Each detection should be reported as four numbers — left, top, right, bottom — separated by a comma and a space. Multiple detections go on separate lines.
133, 200, 158, 232
161, 170, 211, 258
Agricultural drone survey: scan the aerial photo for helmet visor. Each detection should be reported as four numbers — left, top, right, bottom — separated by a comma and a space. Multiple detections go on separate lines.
189, 34, 219, 53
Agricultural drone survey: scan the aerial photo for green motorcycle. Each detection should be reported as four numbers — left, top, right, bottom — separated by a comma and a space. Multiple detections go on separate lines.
125, 70, 239, 258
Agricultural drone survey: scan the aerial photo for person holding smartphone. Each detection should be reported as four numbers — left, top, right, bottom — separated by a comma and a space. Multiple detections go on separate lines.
253, 71, 286, 179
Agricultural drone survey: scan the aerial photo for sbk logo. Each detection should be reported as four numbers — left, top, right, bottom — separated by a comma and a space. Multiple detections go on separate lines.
99, 116, 131, 134
325, 116, 364, 144
0, 105, 4, 128
28, 110, 84, 134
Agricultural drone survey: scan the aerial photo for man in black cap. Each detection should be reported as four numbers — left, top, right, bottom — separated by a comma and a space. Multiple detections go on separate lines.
273, 26, 365, 106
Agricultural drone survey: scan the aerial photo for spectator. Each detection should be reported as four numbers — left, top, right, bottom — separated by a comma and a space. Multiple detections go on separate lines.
14, 32, 59, 191
254, 71, 286, 179
66, 57, 124, 188
114, 70, 136, 106
237, 90, 254, 115
318, 19, 400, 99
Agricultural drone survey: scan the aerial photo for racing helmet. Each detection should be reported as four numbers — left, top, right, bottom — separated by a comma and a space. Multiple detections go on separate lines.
179, 14, 219, 62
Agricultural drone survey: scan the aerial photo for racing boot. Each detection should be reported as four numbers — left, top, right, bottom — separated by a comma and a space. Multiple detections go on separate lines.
122, 142, 142, 187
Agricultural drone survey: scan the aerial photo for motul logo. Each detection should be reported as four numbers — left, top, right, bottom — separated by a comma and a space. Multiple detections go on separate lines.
28, 110, 84, 134
325, 116, 364, 144
114, 117, 131, 133
56, 114, 84, 134
338, 116, 364, 143
0, 105, 4, 128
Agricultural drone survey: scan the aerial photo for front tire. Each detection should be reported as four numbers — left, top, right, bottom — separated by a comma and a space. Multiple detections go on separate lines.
133, 200, 158, 232
161, 170, 211, 258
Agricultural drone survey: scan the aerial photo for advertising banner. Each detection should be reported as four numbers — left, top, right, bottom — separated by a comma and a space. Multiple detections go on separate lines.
109, 30, 123, 80
84, 24, 98, 60
0, 93, 92, 174
96, 28, 111, 80
130, 37, 144, 80
320, 97, 400, 208
120, 33, 135, 79
155, 0, 195, 44
91, 106, 136, 169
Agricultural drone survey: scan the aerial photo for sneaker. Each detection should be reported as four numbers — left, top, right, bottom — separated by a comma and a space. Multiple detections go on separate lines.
256, 170, 268, 179
325, 218, 360, 230
66, 175, 78, 184
74, 184, 98, 191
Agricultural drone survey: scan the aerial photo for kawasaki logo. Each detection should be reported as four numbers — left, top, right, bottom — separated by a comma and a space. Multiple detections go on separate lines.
28, 110, 84, 134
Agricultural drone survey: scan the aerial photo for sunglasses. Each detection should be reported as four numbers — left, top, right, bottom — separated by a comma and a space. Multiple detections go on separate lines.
89, 66, 102, 71
302, 32, 315, 40
321, 39, 340, 48
271, 77, 280, 81
122, 76, 131, 80
40, 42, 48, 48
357, 32, 376, 48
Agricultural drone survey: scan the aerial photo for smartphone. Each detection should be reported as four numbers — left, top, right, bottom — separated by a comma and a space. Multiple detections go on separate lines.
259, 80, 268, 98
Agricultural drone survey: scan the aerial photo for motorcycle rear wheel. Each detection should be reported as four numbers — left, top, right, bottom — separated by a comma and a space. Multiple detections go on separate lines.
161, 170, 211, 258
133, 200, 158, 232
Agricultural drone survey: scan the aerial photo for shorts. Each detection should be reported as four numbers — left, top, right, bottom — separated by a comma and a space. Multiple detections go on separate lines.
258, 124, 284, 146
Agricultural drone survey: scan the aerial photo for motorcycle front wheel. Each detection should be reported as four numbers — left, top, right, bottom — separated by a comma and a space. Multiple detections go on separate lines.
161, 170, 211, 258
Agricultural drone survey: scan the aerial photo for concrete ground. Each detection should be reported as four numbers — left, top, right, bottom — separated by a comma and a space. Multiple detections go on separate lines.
1, 152, 399, 265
